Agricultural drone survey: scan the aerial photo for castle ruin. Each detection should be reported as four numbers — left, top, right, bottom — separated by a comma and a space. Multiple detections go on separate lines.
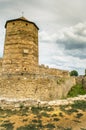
0, 17, 75, 101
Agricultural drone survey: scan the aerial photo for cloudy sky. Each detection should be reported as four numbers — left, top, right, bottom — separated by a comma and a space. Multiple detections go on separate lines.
0, 0, 86, 75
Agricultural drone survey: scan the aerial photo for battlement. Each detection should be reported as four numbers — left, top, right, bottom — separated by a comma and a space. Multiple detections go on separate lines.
38, 65, 69, 77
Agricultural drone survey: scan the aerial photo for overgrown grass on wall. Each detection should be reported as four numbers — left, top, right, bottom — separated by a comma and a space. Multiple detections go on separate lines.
67, 84, 86, 97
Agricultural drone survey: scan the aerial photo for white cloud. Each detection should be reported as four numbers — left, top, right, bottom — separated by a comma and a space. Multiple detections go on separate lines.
56, 23, 86, 61
39, 22, 86, 74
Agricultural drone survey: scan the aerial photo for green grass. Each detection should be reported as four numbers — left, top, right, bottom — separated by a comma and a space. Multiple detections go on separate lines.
57, 126, 72, 130
17, 124, 38, 130
0, 107, 18, 117
0, 106, 29, 119
17, 123, 55, 130
60, 105, 78, 114
31, 106, 54, 115
19, 103, 24, 109
31, 107, 42, 114
44, 123, 55, 129
63, 128, 72, 130
32, 119, 42, 124
59, 112, 64, 117
60, 100, 86, 114
71, 100, 86, 111
67, 84, 86, 97
40, 112, 50, 117
1, 122, 14, 130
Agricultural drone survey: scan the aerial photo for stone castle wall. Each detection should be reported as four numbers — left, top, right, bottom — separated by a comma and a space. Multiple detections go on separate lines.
1, 63, 69, 77
38, 65, 69, 77
0, 74, 75, 101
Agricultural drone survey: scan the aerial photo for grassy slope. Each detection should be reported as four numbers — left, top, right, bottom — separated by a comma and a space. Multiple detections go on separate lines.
67, 84, 86, 97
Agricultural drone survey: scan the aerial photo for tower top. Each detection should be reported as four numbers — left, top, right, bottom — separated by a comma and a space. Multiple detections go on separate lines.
5, 16, 39, 30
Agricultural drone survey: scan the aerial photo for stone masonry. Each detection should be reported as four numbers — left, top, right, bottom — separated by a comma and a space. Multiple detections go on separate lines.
3, 17, 39, 74
0, 17, 76, 101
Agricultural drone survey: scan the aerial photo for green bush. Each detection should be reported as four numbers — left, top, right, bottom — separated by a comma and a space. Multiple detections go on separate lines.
67, 84, 86, 97
70, 70, 78, 76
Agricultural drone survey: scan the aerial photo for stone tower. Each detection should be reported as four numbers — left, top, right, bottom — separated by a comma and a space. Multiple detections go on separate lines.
3, 17, 39, 74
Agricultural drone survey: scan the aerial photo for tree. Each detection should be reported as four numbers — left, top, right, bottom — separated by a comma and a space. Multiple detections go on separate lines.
70, 70, 78, 76
85, 69, 86, 76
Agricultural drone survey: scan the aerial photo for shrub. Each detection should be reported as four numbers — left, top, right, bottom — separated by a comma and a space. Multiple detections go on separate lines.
70, 70, 78, 76
67, 84, 86, 97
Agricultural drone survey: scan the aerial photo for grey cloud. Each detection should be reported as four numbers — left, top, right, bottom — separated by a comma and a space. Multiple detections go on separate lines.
0, 0, 18, 9
39, 22, 86, 61
57, 23, 86, 51
1, 0, 84, 25
58, 40, 86, 50
0, 0, 86, 31
65, 49, 86, 59
0, 0, 57, 24
53, 0, 86, 25
53, 22, 86, 61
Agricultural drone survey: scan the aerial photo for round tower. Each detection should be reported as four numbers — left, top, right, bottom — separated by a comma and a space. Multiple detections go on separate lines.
3, 17, 39, 74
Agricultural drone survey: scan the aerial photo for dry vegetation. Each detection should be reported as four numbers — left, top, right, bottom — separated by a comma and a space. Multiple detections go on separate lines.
0, 100, 86, 130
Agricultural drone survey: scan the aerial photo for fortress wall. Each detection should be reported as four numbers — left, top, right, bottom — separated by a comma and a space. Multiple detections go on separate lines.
0, 74, 75, 101
20, 65, 69, 77
2, 62, 69, 77
38, 65, 69, 77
